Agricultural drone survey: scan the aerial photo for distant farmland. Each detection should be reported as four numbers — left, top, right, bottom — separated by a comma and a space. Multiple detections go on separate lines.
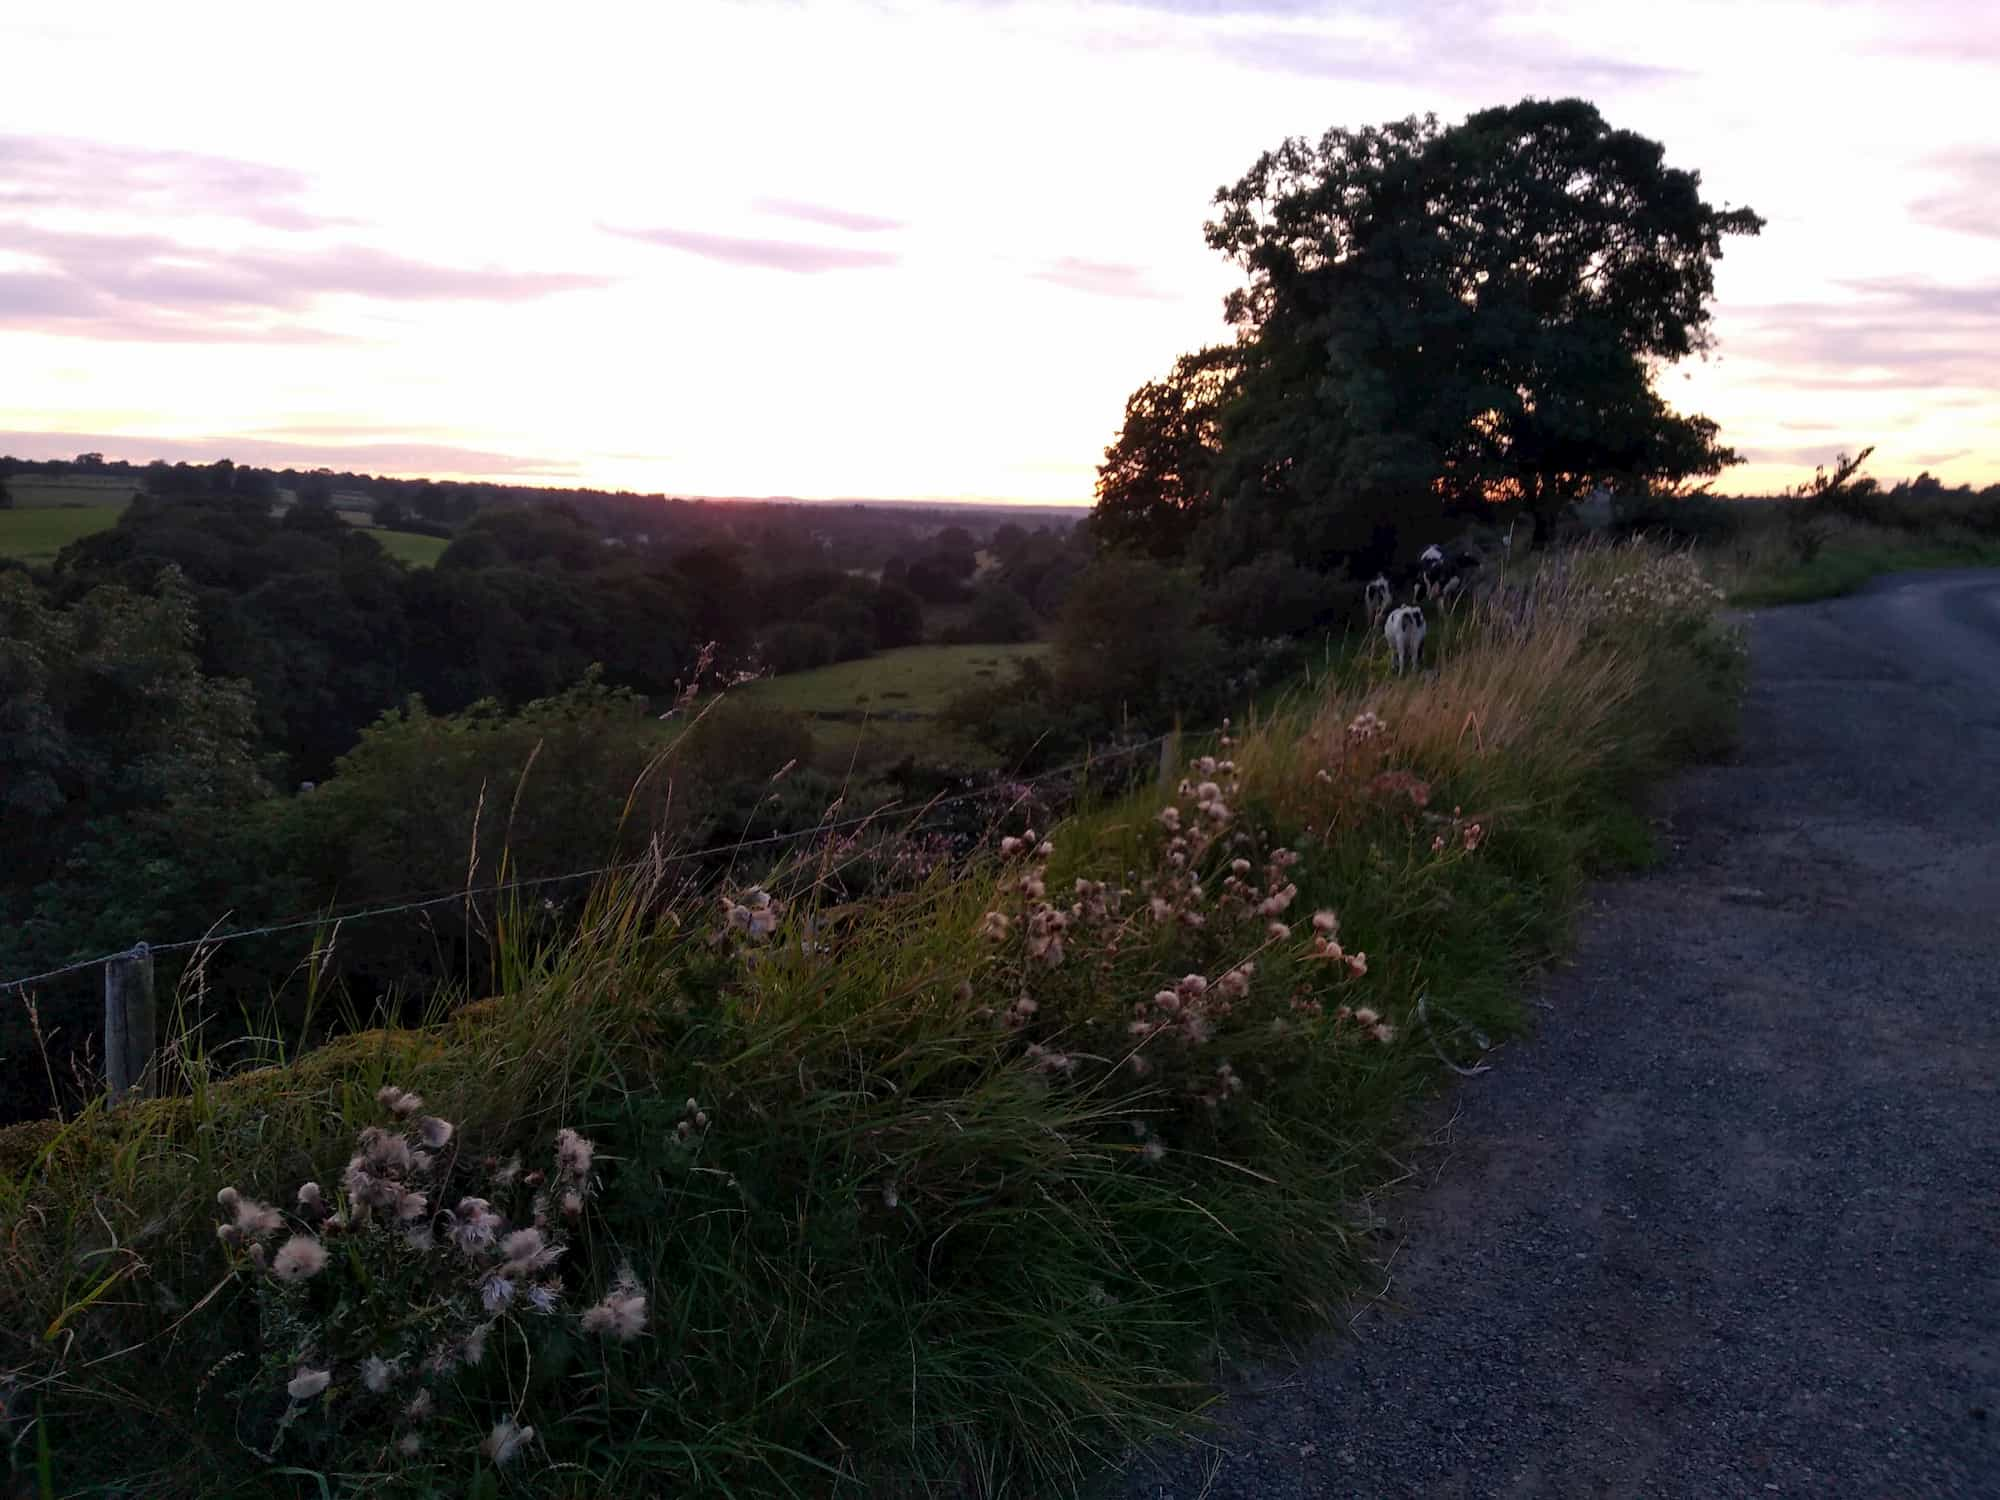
370, 528, 450, 566
0, 503, 128, 563
0, 476, 448, 567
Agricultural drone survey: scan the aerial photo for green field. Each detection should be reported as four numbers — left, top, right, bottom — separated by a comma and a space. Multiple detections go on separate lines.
736, 642, 1048, 767
0, 476, 449, 568
6, 475, 142, 509
371, 528, 450, 566
0, 504, 128, 563
741, 642, 1046, 715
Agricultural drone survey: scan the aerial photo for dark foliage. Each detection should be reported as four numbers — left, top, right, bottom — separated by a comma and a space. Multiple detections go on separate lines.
1093, 97, 1762, 571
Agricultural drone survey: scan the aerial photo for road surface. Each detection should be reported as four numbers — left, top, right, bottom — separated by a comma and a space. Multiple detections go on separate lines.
1107, 570, 2000, 1499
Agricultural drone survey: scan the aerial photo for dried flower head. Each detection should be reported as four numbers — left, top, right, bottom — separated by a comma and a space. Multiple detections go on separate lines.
416, 1116, 453, 1150
554, 1128, 594, 1180
360, 1355, 399, 1394
447, 1198, 502, 1255
580, 1274, 649, 1342
286, 1368, 331, 1402
376, 1084, 424, 1117
225, 1194, 284, 1240
270, 1235, 328, 1283
484, 1418, 534, 1466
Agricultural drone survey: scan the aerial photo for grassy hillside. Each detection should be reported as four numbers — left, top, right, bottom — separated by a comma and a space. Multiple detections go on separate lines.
0, 541, 1743, 1499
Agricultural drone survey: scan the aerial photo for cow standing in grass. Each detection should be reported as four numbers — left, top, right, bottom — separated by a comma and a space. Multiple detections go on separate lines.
1385, 604, 1427, 675
1364, 574, 1393, 623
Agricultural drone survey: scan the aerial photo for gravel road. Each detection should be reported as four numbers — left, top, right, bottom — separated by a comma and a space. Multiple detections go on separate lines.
1106, 570, 2000, 1499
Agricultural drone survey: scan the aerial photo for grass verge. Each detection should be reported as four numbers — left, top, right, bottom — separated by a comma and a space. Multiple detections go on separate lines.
0, 541, 1742, 1498
1713, 514, 2000, 606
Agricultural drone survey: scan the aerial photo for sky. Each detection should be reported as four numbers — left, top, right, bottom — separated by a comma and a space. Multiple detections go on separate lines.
1, 0, 1996, 503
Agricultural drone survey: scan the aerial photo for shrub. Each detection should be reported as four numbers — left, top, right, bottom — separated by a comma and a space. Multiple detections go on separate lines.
757, 619, 841, 674
945, 583, 1040, 644
1202, 553, 1354, 641
1053, 555, 1227, 725
870, 582, 925, 648
941, 656, 1106, 769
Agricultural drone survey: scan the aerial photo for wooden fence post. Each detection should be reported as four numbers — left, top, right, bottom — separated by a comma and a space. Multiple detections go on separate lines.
105, 942, 156, 1102
1158, 726, 1182, 786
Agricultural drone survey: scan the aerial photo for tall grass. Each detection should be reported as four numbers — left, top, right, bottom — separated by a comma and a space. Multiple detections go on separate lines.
0, 540, 1744, 1499
1710, 504, 2000, 606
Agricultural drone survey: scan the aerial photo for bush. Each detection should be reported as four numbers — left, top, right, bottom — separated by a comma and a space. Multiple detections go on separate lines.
1610, 489, 1744, 544
674, 696, 815, 791
942, 656, 1107, 768
1053, 555, 1228, 725
1202, 553, 1355, 642
944, 583, 1040, 644
870, 582, 925, 648
803, 592, 877, 661
758, 619, 841, 674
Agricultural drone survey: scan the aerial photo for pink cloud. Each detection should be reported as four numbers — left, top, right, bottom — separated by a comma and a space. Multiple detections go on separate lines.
753, 197, 905, 233
0, 134, 343, 231
1908, 147, 2000, 239
0, 221, 611, 343
1728, 277, 2000, 391
604, 223, 901, 272
1031, 257, 1174, 300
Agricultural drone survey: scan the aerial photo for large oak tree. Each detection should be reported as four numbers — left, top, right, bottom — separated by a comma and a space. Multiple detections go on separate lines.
1093, 98, 1763, 566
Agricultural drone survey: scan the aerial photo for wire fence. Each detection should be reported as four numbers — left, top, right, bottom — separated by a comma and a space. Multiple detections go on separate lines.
0, 728, 1202, 998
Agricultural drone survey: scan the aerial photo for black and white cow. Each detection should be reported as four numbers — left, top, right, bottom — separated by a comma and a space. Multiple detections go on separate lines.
1385, 604, 1427, 675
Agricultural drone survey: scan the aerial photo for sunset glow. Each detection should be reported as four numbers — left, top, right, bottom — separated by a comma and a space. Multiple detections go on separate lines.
3, 0, 1996, 501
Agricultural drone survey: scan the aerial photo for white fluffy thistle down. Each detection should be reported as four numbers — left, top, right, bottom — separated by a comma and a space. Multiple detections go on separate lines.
360, 1355, 399, 1394
269, 1235, 328, 1282
216, 1188, 283, 1240
483, 1417, 535, 1466
554, 1127, 594, 1180
376, 1084, 424, 1117
446, 1197, 503, 1255
580, 1269, 649, 1342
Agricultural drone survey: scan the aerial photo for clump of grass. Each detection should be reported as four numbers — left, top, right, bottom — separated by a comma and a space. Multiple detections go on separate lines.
0, 539, 1744, 1498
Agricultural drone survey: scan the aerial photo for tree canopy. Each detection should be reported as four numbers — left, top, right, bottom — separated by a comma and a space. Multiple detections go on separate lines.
1093, 97, 1763, 567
